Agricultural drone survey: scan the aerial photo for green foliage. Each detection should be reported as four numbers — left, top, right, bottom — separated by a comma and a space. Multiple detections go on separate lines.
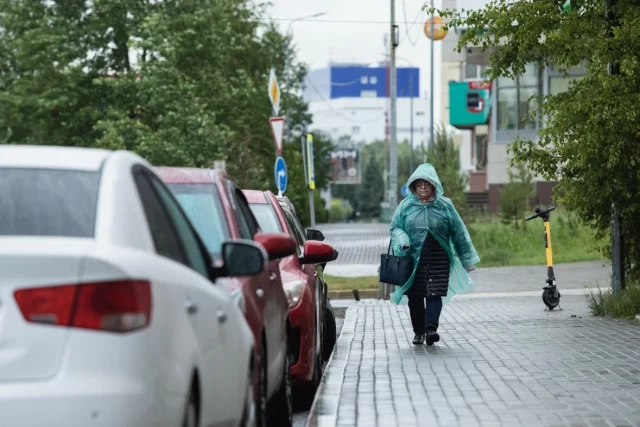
425, 126, 468, 218
470, 208, 606, 267
329, 199, 353, 223
587, 282, 640, 318
357, 152, 385, 219
0, 0, 332, 209
499, 162, 535, 229
433, 0, 640, 279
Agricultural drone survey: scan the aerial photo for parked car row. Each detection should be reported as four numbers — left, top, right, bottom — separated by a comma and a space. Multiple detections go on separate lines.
0, 145, 338, 427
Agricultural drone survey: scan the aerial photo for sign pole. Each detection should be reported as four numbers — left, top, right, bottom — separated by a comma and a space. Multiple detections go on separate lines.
306, 134, 316, 228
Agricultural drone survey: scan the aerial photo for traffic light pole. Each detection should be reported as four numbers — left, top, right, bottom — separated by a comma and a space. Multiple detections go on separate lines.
389, 0, 398, 210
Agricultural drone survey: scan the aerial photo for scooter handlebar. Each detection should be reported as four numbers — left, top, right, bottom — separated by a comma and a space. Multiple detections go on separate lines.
525, 206, 556, 221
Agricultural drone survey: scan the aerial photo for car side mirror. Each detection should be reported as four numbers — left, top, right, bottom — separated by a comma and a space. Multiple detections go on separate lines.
215, 240, 268, 278
254, 232, 297, 260
301, 241, 338, 265
306, 229, 325, 241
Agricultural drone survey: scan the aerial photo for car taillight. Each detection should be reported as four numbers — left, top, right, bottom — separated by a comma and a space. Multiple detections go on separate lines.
14, 280, 152, 333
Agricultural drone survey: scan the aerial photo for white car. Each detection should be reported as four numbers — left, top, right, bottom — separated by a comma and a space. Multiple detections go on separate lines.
0, 145, 263, 427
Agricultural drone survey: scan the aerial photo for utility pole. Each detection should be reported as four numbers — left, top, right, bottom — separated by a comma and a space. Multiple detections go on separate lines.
409, 72, 414, 173
389, 0, 399, 210
607, 0, 624, 294
429, 0, 435, 150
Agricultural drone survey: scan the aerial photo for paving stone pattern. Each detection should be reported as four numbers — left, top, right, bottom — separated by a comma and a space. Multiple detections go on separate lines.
308, 296, 640, 427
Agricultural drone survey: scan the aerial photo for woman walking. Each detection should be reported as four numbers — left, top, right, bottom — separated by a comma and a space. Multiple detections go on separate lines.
390, 163, 480, 346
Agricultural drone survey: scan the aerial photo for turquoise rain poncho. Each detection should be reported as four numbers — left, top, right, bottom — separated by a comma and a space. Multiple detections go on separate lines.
389, 163, 480, 305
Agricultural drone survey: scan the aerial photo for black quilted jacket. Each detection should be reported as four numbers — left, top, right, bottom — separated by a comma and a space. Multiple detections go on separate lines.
407, 232, 451, 297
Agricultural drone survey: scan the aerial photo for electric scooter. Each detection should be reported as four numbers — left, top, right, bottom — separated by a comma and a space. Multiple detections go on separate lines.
525, 206, 561, 310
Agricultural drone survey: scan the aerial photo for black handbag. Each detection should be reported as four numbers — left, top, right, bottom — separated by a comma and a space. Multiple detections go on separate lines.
379, 240, 414, 287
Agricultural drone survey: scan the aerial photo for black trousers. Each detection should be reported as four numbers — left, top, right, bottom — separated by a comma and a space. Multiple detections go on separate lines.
408, 294, 443, 335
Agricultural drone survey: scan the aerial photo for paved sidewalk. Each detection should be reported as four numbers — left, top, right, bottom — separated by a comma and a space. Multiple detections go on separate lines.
307, 296, 640, 427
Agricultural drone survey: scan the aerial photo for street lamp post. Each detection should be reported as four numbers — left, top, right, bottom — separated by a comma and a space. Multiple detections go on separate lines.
286, 12, 327, 34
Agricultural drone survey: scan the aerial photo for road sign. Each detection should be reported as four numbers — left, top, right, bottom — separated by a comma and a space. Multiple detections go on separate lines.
401, 185, 409, 198
306, 134, 315, 190
274, 156, 287, 194
330, 147, 361, 184
269, 117, 285, 155
268, 68, 281, 116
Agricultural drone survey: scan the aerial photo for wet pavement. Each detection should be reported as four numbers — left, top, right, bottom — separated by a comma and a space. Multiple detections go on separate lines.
307, 296, 640, 427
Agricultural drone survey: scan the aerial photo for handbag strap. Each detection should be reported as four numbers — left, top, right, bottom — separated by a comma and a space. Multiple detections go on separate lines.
387, 239, 392, 255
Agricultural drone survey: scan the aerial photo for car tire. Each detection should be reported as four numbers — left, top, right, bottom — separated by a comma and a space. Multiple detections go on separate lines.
256, 345, 268, 427
297, 344, 322, 410
240, 356, 257, 427
322, 300, 337, 361
267, 350, 293, 427
182, 386, 198, 427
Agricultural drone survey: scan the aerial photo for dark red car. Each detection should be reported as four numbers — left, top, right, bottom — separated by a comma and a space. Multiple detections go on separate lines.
243, 190, 338, 407
155, 167, 296, 427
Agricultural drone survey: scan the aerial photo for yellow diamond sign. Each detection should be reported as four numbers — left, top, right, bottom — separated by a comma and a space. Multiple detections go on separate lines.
268, 68, 280, 116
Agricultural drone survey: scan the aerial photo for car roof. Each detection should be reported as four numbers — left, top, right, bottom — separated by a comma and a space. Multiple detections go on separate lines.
242, 189, 269, 204
0, 145, 111, 171
154, 167, 223, 184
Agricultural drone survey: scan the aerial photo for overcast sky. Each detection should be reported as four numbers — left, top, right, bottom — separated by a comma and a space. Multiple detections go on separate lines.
266, 0, 490, 125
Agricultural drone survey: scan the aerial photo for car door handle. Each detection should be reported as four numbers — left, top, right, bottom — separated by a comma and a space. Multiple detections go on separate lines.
256, 289, 264, 298
216, 310, 228, 324
185, 299, 198, 315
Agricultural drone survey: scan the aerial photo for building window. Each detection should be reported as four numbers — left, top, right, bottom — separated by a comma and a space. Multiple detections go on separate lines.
464, 63, 488, 80
496, 63, 540, 131
549, 75, 583, 96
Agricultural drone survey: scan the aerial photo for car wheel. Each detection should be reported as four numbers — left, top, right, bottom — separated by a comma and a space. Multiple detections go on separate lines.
267, 350, 293, 427
256, 345, 268, 427
240, 357, 257, 427
182, 387, 198, 427
322, 300, 337, 361
297, 338, 322, 410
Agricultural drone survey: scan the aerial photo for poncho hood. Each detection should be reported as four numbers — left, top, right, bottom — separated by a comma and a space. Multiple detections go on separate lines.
406, 163, 444, 202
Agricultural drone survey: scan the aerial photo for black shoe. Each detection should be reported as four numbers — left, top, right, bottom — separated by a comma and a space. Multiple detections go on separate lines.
412, 334, 425, 345
425, 328, 440, 346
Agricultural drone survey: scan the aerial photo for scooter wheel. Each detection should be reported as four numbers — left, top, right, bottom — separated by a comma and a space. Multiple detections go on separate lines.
542, 288, 560, 310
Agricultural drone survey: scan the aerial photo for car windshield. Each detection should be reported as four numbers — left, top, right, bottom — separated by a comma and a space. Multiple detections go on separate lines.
0, 168, 100, 237
249, 204, 283, 233
167, 183, 229, 256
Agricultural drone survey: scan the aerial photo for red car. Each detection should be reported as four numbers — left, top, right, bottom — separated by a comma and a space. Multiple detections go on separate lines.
155, 167, 296, 427
243, 190, 338, 407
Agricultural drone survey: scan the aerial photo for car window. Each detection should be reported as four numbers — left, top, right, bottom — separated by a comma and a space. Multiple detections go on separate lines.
229, 185, 260, 239
134, 170, 187, 265
249, 204, 283, 233
0, 168, 100, 237
167, 183, 229, 257
282, 210, 305, 256
147, 174, 210, 278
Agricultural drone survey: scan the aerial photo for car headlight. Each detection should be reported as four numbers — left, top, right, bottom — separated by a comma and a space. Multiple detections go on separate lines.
283, 280, 306, 309
231, 289, 246, 314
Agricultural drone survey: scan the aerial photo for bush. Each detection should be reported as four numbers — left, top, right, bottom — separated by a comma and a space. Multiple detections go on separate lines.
587, 281, 640, 318
329, 198, 352, 223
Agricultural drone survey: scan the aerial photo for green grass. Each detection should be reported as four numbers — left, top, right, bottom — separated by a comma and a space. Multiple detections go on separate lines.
468, 209, 606, 267
325, 275, 380, 291
586, 282, 640, 318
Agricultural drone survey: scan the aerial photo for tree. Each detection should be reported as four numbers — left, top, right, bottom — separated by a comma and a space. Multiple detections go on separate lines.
357, 153, 385, 219
434, 0, 640, 277
0, 0, 326, 201
500, 162, 535, 229
426, 126, 469, 218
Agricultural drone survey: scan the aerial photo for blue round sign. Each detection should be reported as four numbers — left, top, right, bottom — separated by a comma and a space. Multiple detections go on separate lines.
274, 156, 288, 194
401, 184, 409, 198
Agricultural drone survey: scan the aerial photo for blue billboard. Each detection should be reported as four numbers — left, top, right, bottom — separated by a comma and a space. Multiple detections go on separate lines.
330, 66, 420, 99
